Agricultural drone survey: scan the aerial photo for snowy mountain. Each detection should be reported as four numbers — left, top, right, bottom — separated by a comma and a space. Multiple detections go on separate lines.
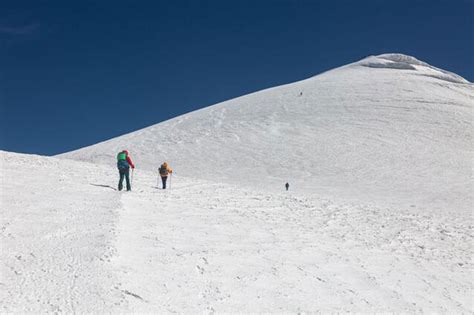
61, 53, 473, 214
2, 54, 473, 313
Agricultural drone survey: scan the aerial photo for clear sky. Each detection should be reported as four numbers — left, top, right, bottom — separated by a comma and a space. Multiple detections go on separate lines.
1, 0, 473, 155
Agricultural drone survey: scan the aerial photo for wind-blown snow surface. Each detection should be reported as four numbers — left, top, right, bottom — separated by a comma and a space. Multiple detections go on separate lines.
60, 54, 473, 215
1, 151, 472, 312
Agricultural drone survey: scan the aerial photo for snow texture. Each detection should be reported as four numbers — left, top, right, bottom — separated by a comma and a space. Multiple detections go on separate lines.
1, 54, 473, 312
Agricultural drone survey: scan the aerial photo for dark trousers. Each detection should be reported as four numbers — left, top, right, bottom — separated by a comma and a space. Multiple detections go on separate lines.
119, 169, 131, 191
161, 176, 168, 189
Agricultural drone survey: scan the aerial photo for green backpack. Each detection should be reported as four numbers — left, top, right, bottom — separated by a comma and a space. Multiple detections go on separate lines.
117, 152, 127, 161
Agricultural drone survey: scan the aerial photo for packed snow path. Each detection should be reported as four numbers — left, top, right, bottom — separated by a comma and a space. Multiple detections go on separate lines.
1, 152, 472, 312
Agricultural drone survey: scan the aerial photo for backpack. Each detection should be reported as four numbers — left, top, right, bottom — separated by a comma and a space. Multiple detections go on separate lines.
117, 152, 129, 171
117, 152, 127, 161
159, 165, 168, 176
117, 159, 129, 171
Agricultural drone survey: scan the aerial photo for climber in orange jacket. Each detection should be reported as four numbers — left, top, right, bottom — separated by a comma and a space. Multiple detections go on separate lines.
158, 162, 173, 189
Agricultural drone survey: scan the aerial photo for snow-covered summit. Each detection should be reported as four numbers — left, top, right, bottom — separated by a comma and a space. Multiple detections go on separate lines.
361, 53, 431, 67
356, 53, 469, 84
60, 54, 473, 214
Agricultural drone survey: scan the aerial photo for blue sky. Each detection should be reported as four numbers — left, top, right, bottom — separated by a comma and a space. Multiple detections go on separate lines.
1, 0, 473, 155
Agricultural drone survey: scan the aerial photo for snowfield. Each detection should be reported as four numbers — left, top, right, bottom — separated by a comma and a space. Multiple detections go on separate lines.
1, 54, 473, 312
1, 152, 472, 313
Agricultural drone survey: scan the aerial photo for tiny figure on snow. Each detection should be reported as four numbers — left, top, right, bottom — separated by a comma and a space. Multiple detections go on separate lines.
159, 162, 173, 189
298, 92, 303, 97
117, 150, 135, 191
285, 182, 289, 191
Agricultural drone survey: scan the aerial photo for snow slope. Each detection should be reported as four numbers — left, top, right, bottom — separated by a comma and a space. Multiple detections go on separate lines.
2, 54, 473, 312
1, 151, 472, 312
60, 53, 473, 215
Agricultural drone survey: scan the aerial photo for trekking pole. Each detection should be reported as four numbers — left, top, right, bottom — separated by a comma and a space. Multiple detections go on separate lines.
169, 173, 172, 189
131, 168, 134, 185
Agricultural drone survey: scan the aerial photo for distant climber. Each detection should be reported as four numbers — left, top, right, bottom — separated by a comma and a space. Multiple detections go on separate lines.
285, 182, 289, 191
298, 92, 303, 97
117, 150, 135, 191
159, 162, 173, 189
